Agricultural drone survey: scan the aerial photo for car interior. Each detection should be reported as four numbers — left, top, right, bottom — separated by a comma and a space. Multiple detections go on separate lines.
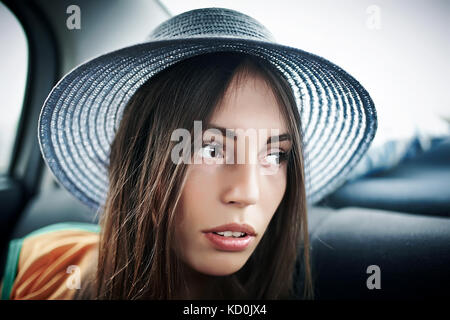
1, 0, 449, 300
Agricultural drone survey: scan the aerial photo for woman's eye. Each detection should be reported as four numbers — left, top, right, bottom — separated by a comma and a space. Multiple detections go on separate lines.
201, 143, 223, 159
263, 152, 288, 166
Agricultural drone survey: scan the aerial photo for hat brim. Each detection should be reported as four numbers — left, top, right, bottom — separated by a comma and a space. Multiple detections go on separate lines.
38, 37, 377, 211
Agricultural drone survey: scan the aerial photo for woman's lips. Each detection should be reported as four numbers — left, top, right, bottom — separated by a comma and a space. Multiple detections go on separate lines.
203, 232, 255, 251
202, 223, 256, 251
202, 223, 256, 236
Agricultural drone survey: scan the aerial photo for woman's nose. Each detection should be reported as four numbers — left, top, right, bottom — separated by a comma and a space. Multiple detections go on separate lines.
221, 163, 260, 208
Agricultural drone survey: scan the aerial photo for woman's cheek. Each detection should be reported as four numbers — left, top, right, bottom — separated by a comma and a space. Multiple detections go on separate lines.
182, 163, 221, 212
176, 162, 220, 238
263, 163, 287, 200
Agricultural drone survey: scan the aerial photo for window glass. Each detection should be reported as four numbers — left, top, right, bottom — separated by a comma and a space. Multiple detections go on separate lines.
0, 2, 29, 174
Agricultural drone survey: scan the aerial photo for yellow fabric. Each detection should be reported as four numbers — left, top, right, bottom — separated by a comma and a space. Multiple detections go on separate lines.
10, 229, 99, 300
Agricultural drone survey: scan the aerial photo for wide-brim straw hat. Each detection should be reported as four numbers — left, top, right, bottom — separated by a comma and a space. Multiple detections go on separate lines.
38, 7, 377, 211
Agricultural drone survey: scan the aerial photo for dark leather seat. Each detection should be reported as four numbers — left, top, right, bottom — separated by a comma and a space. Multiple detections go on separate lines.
307, 206, 450, 299
10, 188, 98, 239
320, 138, 450, 217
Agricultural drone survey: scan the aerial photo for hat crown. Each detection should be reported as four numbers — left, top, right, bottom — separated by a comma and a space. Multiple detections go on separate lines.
147, 7, 276, 42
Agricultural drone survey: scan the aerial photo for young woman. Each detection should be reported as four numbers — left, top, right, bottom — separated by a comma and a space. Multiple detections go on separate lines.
1, 8, 376, 300
92, 51, 311, 300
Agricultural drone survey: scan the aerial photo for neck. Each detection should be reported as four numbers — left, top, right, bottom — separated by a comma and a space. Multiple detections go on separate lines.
178, 266, 221, 299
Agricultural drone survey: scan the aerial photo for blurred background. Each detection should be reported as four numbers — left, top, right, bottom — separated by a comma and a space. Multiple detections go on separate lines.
0, 0, 449, 299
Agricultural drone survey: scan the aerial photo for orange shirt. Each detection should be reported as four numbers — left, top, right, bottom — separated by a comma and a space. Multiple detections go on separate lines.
1, 223, 100, 300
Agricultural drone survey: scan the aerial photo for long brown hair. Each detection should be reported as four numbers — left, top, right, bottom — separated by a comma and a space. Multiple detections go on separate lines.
92, 52, 313, 299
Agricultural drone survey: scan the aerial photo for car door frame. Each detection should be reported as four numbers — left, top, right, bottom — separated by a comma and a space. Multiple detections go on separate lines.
0, 0, 59, 264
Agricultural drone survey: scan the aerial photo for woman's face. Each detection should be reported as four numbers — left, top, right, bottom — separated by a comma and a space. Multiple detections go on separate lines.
174, 72, 291, 276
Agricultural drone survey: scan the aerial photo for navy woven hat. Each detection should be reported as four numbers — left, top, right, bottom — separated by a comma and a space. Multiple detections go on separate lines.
38, 7, 377, 211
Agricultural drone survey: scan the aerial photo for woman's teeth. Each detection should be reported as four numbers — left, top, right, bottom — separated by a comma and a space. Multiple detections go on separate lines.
214, 231, 246, 238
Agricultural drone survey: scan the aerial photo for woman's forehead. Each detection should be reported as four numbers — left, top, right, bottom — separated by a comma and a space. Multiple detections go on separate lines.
211, 72, 288, 133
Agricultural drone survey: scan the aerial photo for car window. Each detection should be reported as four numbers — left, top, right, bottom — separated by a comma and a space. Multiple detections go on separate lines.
0, 2, 29, 174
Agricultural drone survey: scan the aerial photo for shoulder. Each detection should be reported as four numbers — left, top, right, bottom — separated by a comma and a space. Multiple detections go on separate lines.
1, 222, 100, 300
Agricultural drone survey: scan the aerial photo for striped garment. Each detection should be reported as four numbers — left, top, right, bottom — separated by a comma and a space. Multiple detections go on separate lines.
1, 223, 99, 300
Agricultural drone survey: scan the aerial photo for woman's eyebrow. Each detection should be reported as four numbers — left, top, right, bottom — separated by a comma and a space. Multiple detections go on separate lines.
267, 133, 291, 144
205, 123, 291, 144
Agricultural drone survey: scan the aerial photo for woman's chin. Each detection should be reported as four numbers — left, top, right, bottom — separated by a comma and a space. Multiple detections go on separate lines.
191, 258, 248, 277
